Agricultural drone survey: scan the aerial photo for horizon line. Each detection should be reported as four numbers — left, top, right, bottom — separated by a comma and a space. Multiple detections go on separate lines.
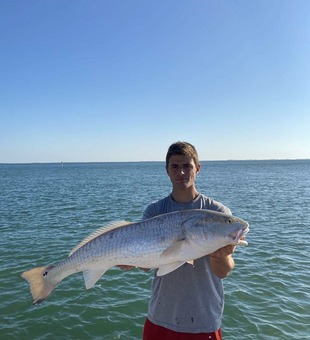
1, 158, 309, 165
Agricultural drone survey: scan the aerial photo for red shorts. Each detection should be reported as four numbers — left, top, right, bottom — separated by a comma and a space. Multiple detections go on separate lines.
143, 318, 222, 340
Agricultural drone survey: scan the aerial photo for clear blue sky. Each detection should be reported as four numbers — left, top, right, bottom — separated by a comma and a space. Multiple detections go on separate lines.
1, 0, 309, 163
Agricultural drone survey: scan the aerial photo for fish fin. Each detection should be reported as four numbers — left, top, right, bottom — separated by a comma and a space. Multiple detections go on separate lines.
238, 240, 248, 246
69, 221, 133, 256
83, 268, 108, 289
160, 240, 188, 260
157, 262, 185, 276
19, 265, 59, 305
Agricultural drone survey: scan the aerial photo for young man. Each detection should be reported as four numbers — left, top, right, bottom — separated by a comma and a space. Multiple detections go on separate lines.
142, 141, 238, 340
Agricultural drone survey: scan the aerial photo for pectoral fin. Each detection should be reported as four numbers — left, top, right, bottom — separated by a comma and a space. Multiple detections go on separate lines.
160, 240, 187, 260
157, 262, 185, 276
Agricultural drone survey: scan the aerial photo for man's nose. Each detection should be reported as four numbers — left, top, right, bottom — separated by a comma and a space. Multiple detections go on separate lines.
179, 168, 185, 175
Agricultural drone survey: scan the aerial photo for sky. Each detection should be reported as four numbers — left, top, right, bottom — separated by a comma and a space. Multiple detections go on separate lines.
1, 0, 309, 163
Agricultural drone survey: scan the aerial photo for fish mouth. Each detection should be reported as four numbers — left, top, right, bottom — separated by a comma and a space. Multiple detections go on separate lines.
229, 227, 250, 244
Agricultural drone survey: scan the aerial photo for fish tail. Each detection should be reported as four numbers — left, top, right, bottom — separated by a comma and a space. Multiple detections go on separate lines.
19, 265, 60, 305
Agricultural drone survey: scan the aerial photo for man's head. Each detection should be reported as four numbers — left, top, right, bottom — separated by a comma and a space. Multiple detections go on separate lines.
165, 142, 201, 195
166, 141, 199, 168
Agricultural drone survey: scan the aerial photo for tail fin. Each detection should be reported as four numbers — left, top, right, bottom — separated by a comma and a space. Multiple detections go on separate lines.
19, 265, 60, 305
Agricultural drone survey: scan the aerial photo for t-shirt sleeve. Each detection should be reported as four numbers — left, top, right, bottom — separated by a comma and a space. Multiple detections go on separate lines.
142, 203, 158, 220
209, 199, 232, 215
220, 206, 232, 215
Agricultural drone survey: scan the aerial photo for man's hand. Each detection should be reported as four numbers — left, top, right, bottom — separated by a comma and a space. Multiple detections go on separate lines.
209, 237, 245, 278
210, 245, 236, 259
117, 265, 150, 272
117, 265, 137, 270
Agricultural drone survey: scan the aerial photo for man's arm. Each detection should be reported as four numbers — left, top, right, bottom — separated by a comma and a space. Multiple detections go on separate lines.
209, 245, 236, 279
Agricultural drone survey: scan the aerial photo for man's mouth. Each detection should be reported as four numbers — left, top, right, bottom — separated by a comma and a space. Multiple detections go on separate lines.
176, 177, 188, 181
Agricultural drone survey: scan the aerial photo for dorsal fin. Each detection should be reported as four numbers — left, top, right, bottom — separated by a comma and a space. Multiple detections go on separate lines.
68, 220, 133, 257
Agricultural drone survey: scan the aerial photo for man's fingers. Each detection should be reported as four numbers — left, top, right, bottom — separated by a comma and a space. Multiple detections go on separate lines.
117, 265, 137, 270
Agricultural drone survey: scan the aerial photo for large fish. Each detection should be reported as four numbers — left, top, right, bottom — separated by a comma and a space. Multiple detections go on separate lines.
20, 209, 249, 305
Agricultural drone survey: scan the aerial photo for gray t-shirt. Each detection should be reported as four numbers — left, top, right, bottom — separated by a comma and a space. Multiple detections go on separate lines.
142, 194, 231, 333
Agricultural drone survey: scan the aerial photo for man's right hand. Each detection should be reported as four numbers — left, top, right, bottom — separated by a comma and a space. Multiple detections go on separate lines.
117, 265, 137, 270
117, 265, 150, 272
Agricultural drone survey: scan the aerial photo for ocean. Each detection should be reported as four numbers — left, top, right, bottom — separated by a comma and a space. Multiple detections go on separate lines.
1, 160, 309, 340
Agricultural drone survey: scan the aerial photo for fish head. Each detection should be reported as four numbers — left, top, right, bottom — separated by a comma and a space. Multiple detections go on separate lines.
184, 210, 250, 254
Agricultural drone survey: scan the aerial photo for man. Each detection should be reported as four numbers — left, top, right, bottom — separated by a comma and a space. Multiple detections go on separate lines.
141, 141, 238, 340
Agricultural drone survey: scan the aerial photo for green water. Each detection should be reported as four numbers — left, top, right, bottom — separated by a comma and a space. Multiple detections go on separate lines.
1, 161, 309, 339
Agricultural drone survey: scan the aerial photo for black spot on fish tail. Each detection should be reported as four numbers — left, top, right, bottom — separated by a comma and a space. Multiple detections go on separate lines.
33, 298, 45, 305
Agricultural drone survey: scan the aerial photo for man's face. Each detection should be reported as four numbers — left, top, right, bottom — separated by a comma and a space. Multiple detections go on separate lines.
166, 155, 200, 190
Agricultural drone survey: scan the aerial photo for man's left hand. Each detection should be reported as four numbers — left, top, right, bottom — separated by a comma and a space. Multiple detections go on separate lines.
210, 245, 236, 259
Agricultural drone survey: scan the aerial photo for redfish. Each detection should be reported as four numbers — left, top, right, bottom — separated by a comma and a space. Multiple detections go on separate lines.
20, 209, 249, 305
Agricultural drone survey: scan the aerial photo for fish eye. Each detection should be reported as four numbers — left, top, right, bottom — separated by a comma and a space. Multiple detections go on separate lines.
226, 218, 233, 224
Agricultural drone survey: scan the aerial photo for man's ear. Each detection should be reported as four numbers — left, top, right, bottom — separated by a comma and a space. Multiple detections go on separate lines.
196, 164, 201, 174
